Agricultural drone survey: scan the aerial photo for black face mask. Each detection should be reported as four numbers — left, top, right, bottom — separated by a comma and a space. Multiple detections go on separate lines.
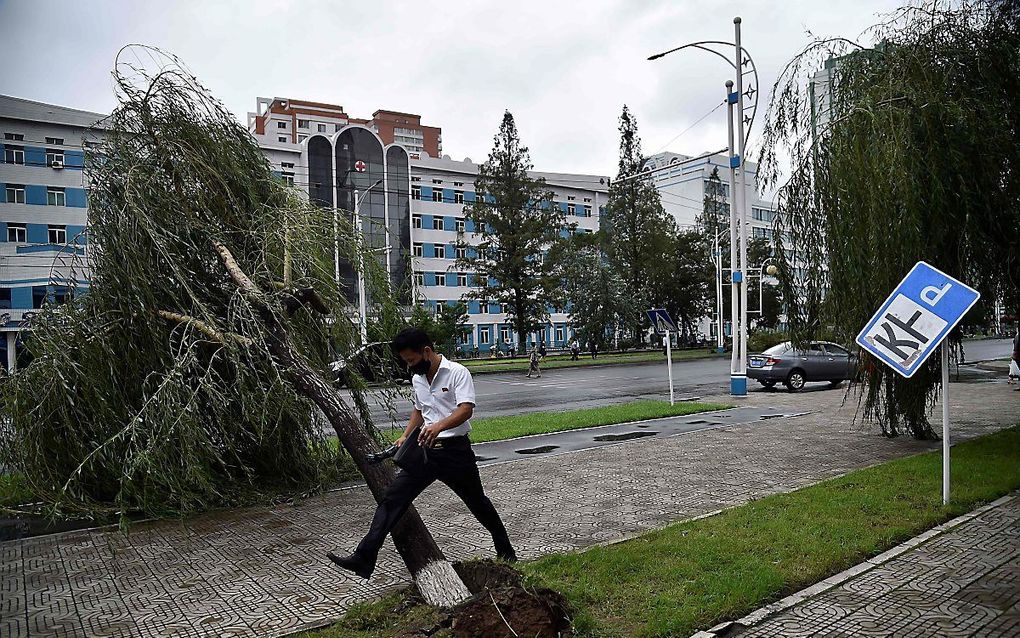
410, 356, 431, 375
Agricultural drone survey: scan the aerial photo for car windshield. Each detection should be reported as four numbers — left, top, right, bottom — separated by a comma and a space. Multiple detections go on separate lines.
762, 342, 791, 356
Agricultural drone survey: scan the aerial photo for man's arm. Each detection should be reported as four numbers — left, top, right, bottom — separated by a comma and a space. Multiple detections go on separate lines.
418, 402, 474, 447
396, 409, 424, 447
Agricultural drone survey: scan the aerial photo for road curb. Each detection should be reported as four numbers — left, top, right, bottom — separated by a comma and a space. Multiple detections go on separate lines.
690, 489, 1020, 638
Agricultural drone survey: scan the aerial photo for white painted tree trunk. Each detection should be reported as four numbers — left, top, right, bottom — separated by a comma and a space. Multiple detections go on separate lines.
415, 559, 473, 608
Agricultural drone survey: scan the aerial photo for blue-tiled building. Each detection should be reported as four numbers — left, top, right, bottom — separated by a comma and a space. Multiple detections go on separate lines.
0, 95, 103, 370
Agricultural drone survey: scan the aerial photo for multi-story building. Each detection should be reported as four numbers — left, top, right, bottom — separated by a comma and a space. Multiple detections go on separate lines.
248, 97, 441, 158
641, 150, 780, 340
0, 95, 103, 370
409, 155, 606, 353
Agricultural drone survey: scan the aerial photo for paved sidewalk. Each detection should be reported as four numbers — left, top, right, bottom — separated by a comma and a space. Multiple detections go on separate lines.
718, 492, 1020, 637
1, 382, 1017, 637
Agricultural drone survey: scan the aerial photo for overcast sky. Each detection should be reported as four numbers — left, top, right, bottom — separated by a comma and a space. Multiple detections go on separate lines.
1, 0, 903, 177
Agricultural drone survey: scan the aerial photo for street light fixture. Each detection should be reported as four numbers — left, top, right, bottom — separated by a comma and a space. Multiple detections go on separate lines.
649, 17, 759, 396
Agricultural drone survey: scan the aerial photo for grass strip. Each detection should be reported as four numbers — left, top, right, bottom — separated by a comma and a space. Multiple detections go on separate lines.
458, 349, 723, 374
372, 400, 730, 444
302, 424, 1020, 638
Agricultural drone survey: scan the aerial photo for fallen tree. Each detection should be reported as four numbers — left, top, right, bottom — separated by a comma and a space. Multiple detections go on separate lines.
0, 47, 469, 605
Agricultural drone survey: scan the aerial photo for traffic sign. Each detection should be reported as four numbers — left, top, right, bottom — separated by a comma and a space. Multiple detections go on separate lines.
354, 160, 367, 172
646, 308, 677, 334
856, 261, 979, 378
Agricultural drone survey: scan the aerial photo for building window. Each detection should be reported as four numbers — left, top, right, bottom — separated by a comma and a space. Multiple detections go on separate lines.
277, 122, 287, 129
457, 273, 467, 287
415, 272, 425, 287
567, 195, 575, 201
454, 190, 464, 204
32, 286, 47, 309
298, 119, 309, 129
582, 205, 591, 217
432, 216, 444, 230
281, 162, 294, 169
7, 224, 26, 242
412, 185, 421, 200
434, 244, 446, 259
412, 215, 422, 229
282, 174, 294, 186
453, 181, 464, 187
5, 185, 26, 204
583, 197, 592, 203
455, 218, 465, 232
752, 207, 774, 223
477, 221, 487, 233
432, 189, 443, 203
455, 246, 467, 260
413, 242, 423, 257
4, 133, 24, 141
47, 188, 66, 207
45, 137, 64, 146
335, 123, 343, 132
555, 326, 564, 342
705, 180, 730, 198
500, 304, 509, 315
567, 203, 576, 215
0, 288, 9, 309
479, 327, 490, 345
501, 326, 511, 342
432, 179, 443, 185
4, 145, 24, 165
317, 124, 327, 133
411, 176, 421, 182
298, 134, 308, 142
475, 192, 485, 205
48, 225, 67, 244
278, 136, 288, 143
435, 272, 446, 286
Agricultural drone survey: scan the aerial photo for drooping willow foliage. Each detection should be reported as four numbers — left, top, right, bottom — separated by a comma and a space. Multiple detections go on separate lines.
759, 1, 1020, 438
0, 47, 400, 517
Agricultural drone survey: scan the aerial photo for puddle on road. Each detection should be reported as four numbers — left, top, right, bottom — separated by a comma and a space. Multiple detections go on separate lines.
594, 431, 659, 442
515, 445, 560, 455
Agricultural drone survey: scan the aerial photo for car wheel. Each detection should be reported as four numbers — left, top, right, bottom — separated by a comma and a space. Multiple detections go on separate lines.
785, 369, 806, 392
760, 380, 777, 389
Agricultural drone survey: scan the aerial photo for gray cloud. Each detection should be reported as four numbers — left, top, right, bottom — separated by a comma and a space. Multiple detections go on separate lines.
0, 0, 904, 176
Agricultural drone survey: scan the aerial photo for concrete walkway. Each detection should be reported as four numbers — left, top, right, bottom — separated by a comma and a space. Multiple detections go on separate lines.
2, 380, 1017, 638
703, 492, 1020, 637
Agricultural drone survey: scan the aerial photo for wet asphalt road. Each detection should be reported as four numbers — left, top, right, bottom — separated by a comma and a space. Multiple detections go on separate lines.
357, 338, 1014, 430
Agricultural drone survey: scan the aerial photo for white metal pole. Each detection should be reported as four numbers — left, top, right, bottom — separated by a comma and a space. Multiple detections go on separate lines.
942, 342, 950, 505
666, 332, 675, 405
715, 231, 724, 351
355, 187, 368, 344
735, 16, 749, 395
725, 80, 740, 394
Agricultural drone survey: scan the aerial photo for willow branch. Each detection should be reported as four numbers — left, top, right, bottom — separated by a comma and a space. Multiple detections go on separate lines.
156, 309, 253, 346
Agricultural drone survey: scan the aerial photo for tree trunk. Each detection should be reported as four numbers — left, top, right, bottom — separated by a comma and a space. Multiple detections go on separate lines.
213, 242, 471, 607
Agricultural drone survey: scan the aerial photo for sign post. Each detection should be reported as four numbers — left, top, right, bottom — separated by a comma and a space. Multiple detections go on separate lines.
647, 309, 678, 405
855, 261, 980, 505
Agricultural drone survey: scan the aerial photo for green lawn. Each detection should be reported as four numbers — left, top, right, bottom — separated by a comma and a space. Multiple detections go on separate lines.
371, 399, 731, 444
457, 348, 724, 374
303, 424, 1020, 638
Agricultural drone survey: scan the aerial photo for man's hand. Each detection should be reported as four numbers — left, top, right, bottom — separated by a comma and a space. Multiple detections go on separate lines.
418, 423, 443, 448
394, 435, 406, 448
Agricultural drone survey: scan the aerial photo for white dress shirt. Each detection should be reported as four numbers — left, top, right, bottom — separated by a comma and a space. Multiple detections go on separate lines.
410, 355, 476, 438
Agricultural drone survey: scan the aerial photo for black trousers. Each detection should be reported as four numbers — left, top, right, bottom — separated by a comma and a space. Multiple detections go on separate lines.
355, 437, 514, 562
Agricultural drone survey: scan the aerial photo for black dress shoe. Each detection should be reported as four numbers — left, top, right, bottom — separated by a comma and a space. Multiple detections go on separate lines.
326, 552, 374, 579
497, 550, 518, 563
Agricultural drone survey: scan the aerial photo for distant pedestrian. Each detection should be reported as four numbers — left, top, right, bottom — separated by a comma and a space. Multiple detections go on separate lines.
538, 342, 547, 360
570, 340, 580, 361
589, 341, 598, 360
526, 346, 542, 378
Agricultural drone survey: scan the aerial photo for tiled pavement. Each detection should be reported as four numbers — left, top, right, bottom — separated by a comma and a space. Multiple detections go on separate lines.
729, 493, 1020, 637
2, 381, 1018, 637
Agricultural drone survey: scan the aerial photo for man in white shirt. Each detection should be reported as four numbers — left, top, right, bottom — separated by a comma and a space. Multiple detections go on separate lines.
328, 327, 516, 578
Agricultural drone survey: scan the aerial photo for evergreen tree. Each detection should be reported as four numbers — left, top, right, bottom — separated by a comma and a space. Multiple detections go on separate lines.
456, 111, 570, 355
602, 106, 673, 344
560, 236, 628, 352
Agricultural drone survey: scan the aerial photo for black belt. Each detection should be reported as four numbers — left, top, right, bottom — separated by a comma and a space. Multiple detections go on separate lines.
432, 435, 469, 449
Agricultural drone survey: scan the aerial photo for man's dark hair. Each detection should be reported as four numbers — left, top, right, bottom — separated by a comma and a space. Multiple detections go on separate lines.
392, 327, 433, 354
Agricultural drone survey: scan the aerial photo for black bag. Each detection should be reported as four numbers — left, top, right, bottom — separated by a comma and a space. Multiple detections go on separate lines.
393, 426, 428, 471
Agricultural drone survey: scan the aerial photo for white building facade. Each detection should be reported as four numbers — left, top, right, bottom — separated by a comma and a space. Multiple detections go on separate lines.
0, 95, 104, 370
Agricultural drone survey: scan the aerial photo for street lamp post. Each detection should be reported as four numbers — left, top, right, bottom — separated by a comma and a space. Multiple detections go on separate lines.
649, 16, 758, 397
354, 179, 384, 344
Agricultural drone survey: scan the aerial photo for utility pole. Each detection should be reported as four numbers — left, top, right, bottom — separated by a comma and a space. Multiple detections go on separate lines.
734, 16, 750, 396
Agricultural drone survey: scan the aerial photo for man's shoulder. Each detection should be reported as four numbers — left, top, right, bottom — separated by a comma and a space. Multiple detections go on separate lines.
445, 358, 472, 378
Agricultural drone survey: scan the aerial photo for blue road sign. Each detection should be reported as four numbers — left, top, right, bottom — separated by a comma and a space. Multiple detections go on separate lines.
646, 308, 677, 334
856, 261, 980, 378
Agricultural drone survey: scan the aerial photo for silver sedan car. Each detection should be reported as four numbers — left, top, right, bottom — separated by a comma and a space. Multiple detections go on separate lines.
746, 341, 858, 391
